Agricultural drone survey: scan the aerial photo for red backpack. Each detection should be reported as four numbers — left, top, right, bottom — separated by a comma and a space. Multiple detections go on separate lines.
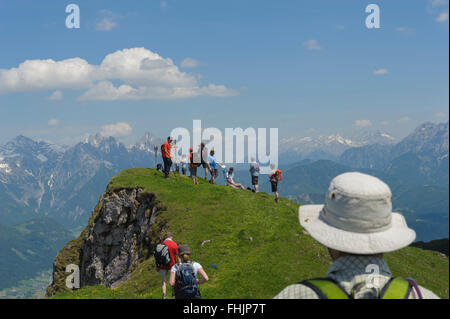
271, 169, 282, 181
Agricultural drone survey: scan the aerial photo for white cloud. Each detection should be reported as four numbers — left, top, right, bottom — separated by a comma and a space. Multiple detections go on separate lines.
160, 1, 168, 8
0, 47, 237, 101
181, 58, 200, 68
48, 119, 60, 126
303, 39, 323, 51
373, 68, 389, 75
96, 17, 117, 31
436, 11, 449, 22
381, 121, 390, 126
354, 120, 372, 128
100, 122, 132, 137
48, 90, 63, 101
0, 58, 94, 93
397, 117, 411, 124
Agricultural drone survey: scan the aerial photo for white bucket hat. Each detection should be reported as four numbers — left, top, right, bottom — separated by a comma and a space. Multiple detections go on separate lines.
299, 172, 416, 255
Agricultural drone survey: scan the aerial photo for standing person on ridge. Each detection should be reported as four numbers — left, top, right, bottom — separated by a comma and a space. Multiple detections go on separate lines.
180, 154, 188, 175
200, 142, 210, 180
189, 147, 199, 185
208, 149, 222, 184
274, 172, 440, 299
269, 163, 282, 203
249, 157, 260, 193
156, 232, 179, 299
161, 137, 173, 179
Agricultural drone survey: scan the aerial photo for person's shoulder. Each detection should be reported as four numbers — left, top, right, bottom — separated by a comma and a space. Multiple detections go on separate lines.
192, 261, 203, 271
273, 283, 319, 299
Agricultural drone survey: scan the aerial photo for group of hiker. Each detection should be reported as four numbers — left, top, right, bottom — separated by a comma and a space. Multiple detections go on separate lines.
154, 136, 440, 299
159, 136, 283, 202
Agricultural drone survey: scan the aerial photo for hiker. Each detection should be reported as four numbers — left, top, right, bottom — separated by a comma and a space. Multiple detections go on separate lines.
200, 142, 210, 179
207, 149, 221, 184
169, 244, 209, 299
274, 172, 440, 299
249, 157, 260, 192
180, 154, 188, 175
161, 137, 173, 179
189, 148, 199, 185
155, 232, 179, 299
269, 164, 282, 203
225, 167, 246, 190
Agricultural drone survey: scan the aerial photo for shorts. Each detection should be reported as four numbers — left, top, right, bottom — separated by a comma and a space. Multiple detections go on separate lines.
271, 181, 278, 192
212, 168, 219, 177
202, 162, 208, 168
252, 176, 259, 185
190, 166, 198, 177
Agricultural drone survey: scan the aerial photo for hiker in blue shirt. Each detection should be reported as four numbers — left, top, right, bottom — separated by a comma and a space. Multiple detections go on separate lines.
207, 149, 222, 184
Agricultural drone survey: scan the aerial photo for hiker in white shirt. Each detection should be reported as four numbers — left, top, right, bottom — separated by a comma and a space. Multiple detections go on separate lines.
225, 167, 246, 190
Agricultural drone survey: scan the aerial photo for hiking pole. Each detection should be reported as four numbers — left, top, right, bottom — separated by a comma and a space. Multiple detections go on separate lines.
154, 145, 158, 168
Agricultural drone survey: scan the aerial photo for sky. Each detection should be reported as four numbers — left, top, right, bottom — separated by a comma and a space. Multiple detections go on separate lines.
0, 0, 448, 146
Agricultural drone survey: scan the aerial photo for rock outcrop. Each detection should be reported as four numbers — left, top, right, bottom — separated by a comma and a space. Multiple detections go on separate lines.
46, 187, 167, 296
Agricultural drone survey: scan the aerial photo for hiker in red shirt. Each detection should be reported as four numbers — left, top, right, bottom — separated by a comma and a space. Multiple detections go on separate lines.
269, 163, 282, 203
157, 232, 179, 299
161, 137, 173, 179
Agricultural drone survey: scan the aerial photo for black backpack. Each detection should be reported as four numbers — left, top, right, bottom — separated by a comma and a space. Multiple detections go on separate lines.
174, 262, 201, 299
153, 243, 170, 268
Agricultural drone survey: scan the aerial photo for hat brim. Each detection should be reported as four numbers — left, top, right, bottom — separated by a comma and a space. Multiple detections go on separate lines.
299, 205, 416, 255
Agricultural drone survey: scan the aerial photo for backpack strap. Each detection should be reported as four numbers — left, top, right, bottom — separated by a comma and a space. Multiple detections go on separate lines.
380, 277, 412, 299
300, 278, 350, 299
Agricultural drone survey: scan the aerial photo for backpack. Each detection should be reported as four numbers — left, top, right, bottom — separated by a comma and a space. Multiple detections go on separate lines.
271, 169, 282, 181
174, 262, 201, 299
300, 277, 420, 299
190, 152, 201, 167
153, 243, 171, 268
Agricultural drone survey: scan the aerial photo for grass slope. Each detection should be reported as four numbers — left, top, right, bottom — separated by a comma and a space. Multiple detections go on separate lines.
51, 168, 449, 299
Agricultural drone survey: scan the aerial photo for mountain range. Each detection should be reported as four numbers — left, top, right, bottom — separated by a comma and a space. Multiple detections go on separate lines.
279, 129, 397, 163
0, 121, 448, 234
0, 133, 161, 228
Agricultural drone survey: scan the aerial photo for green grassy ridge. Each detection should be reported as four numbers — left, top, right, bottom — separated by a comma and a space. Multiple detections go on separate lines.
50, 168, 449, 299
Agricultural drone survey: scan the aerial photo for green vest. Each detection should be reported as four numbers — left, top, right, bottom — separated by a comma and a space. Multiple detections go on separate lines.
301, 277, 414, 299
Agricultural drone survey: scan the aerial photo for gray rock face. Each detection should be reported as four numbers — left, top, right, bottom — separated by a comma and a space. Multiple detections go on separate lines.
79, 188, 158, 288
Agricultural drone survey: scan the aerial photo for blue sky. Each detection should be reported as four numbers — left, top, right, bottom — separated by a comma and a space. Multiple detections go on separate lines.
0, 0, 448, 146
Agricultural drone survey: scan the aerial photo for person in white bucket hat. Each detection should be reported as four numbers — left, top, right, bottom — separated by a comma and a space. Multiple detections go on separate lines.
274, 172, 440, 299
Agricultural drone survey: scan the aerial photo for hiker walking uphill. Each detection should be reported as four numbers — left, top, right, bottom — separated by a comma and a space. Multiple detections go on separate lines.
274, 172, 440, 299
170, 244, 209, 299
249, 157, 260, 192
161, 137, 173, 179
154, 232, 179, 299
269, 164, 282, 203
